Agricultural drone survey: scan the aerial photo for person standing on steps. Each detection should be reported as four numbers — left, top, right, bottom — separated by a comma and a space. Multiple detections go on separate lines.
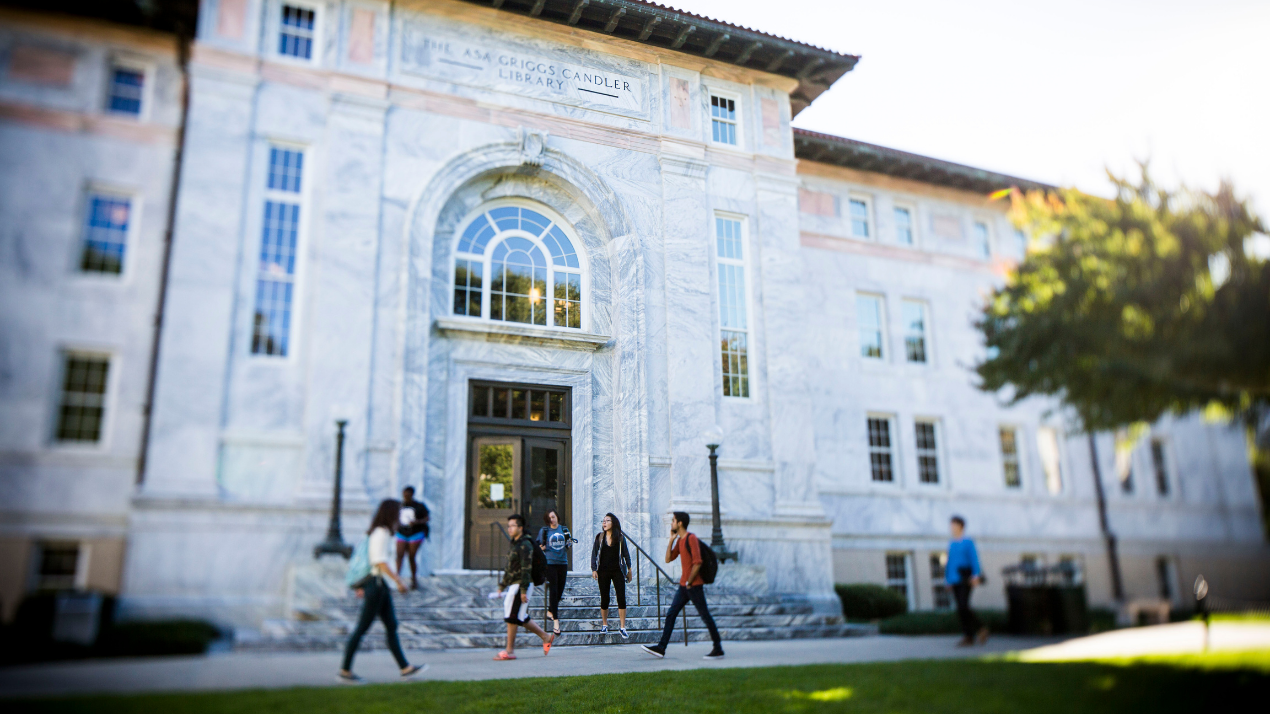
339, 499, 425, 682
947, 515, 989, 646
641, 512, 724, 659
494, 513, 556, 660
395, 487, 430, 590
590, 512, 632, 639
537, 509, 573, 637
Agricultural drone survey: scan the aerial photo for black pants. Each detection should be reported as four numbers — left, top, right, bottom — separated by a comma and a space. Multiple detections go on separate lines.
597, 568, 626, 610
545, 563, 568, 620
342, 577, 408, 671
952, 582, 982, 639
657, 584, 721, 649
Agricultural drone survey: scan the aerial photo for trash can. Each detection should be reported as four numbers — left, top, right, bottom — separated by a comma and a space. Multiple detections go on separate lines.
1003, 561, 1088, 635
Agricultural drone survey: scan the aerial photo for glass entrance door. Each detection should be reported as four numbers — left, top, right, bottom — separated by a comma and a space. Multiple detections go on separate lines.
525, 438, 570, 568
467, 436, 521, 571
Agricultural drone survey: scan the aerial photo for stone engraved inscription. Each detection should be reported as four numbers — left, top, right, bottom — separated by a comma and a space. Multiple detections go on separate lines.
401, 26, 645, 116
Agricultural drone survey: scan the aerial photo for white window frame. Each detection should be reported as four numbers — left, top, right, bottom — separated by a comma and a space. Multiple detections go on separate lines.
885, 552, 915, 611
867, 413, 899, 485
49, 348, 115, 451
848, 194, 874, 240
449, 198, 591, 334
1037, 426, 1066, 495
914, 417, 943, 486
707, 88, 743, 148
893, 202, 917, 246
972, 219, 993, 259
103, 56, 154, 121
75, 183, 140, 280
712, 211, 752, 399
999, 424, 1024, 489
274, 0, 323, 65
900, 299, 929, 364
31, 540, 90, 591
249, 140, 310, 360
856, 292, 887, 361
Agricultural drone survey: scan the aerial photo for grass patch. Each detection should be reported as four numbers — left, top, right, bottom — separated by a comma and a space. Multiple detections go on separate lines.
7, 656, 1270, 713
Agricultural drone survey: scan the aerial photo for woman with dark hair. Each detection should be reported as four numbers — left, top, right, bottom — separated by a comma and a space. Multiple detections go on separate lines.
395, 486, 429, 590
590, 512, 632, 638
339, 499, 425, 682
536, 509, 573, 636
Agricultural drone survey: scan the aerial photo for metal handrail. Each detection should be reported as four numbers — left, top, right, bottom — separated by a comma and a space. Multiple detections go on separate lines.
621, 532, 689, 647
488, 521, 512, 580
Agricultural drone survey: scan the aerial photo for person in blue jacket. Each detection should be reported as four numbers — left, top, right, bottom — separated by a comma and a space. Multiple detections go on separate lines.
946, 515, 989, 646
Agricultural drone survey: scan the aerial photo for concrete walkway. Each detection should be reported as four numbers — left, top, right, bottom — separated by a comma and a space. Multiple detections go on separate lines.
0, 634, 1058, 699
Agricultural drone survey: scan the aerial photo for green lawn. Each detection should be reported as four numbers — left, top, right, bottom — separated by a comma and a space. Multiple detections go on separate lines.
9, 653, 1269, 714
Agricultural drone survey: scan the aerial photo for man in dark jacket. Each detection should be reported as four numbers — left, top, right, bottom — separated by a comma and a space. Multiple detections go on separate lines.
494, 514, 555, 660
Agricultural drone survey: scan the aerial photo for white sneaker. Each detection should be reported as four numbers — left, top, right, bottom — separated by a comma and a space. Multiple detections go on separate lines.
619, 628, 629, 639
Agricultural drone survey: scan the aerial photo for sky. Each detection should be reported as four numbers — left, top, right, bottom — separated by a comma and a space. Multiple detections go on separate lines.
668, 0, 1270, 212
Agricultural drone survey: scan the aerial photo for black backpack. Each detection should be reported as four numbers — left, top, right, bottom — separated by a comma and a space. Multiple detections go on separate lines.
530, 539, 547, 586
692, 534, 719, 585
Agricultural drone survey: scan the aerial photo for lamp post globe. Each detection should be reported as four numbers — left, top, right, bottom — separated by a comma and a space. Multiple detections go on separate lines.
702, 425, 735, 563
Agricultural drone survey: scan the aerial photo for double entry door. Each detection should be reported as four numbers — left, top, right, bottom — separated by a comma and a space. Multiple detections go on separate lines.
466, 435, 570, 571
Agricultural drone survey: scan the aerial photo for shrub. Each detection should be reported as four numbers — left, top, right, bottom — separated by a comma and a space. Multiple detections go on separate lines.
97, 620, 222, 657
877, 609, 1008, 635
835, 584, 908, 620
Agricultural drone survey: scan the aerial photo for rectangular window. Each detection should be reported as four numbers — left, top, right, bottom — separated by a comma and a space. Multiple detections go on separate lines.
915, 420, 940, 484
1057, 554, 1082, 585
885, 553, 911, 604
80, 193, 130, 274
857, 294, 884, 360
901, 300, 927, 363
1037, 427, 1064, 494
553, 272, 581, 329
973, 221, 991, 258
252, 146, 303, 357
1151, 438, 1170, 496
1000, 426, 1022, 488
1116, 428, 1135, 494
930, 553, 951, 609
710, 95, 737, 145
55, 354, 109, 443
106, 66, 144, 115
453, 258, 483, 317
868, 416, 895, 483
716, 216, 749, 398
894, 206, 914, 245
850, 198, 871, 238
279, 4, 316, 60
1156, 556, 1176, 601
36, 543, 80, 591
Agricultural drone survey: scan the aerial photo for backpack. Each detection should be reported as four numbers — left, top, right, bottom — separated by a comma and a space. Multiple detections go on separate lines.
530, 538, 547, 586
692, 534, 719, 585
345, 537, 372, 589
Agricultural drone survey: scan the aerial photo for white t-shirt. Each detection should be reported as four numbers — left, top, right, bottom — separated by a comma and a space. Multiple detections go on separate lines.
368, 526, 394, 573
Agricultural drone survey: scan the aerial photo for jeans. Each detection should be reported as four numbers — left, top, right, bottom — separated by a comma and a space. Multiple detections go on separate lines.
341, 577, 408, 671
545, 564, 568, 620
657, 585, 721, 650
597, 568, 626, 610
952, 582, 982, 639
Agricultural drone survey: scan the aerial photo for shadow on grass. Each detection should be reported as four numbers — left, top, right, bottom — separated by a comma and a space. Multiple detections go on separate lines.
7, 657, 1269, 714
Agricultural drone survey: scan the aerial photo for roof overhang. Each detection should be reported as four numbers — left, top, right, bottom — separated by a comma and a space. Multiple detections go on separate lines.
463, 0, 860, 115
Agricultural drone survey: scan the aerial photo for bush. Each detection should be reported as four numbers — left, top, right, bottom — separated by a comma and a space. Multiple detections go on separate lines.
835, 584, 908, 620
877, 609, 1008, 635
97, 620, 222, 657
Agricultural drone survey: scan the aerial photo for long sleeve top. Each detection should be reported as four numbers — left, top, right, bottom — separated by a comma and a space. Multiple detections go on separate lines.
945, 538, 982, 585
501, 535, 534, 591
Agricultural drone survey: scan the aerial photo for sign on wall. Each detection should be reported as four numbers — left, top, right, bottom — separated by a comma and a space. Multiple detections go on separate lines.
400, 23, 646, 118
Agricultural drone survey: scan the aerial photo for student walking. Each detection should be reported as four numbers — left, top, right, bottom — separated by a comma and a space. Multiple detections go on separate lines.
339, 499, 425, 682
641, 512, 724, 659
395, 487, 430, 590
590, 512, 632, 638
536, 509, 573, 636
947, 515, 989, 646
494, 513, 556, 660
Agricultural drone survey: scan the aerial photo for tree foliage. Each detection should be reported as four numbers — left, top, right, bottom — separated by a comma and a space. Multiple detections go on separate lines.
976, 166, 1269, 431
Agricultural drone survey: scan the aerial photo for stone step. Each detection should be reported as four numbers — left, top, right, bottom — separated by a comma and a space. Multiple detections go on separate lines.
312, 601, 823, 621
266, 612, 842, 637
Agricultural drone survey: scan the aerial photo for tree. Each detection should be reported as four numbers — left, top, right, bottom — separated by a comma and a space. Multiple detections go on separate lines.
975, 166, 1269, 600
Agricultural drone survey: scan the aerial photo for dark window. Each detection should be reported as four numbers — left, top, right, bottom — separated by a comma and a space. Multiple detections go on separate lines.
1151, 439, 1170, 496
868, 417, 893, 482
38, 543, 79, 590
471, 385, 490, 417
56, 356, 109, 442
916, 421, 939, 484
472, 382, 568, 426
885, 553, 908, 600
279, 5, 316, 59
930, 553, 950, 609
107, 67, 143, 115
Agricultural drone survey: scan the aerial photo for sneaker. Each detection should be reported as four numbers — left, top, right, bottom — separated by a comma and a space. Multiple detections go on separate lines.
600, 624, 609, 634
337, 671, 363, 683
703, 648, 725, 659
619, 628, 629, 639
400, 664, 427, 678
641, 644, 665, 658
975, 627, 990, 645
956, 636, 974, 647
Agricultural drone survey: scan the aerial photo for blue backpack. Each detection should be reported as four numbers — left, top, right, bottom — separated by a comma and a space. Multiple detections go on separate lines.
345, 538, 372, 589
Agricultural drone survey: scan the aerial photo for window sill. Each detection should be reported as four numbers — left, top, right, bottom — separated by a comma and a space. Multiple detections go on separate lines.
434, 318, 611, 351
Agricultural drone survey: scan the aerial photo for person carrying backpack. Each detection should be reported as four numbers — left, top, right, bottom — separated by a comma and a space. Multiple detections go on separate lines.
339, 499, 425, 682
641, 511, 724, 659
589, 512, 632, 638
494, 513, 555, 660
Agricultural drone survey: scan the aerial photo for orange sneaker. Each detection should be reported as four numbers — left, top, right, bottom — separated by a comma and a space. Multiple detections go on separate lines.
493, 650, 516, 660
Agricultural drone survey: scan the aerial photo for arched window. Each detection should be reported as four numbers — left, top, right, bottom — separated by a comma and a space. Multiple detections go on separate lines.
452, 203, 584, 330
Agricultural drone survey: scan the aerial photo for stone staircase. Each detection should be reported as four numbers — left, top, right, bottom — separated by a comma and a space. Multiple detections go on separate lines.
243, 566, 870, 651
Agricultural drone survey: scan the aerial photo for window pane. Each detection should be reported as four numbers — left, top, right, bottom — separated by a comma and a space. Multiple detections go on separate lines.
721, 330, 749, 398
885, 554, 908, 600
930, 554, 950, 609
1000, 427, 1021, 488
81, 195, 130, 274
252, 198, 300, 356
530, 391, 545, 421
548, 391, 564, 422
868, 417, 893, 482
894, 207, 913, 245
916, 421, 939, 483
974, 221, 991, 258
850, 199, 869, 238
902, 301, 926, 363
107, 68, 144, 115
857, 295, 883, 359
1151, 439, 1169, 495
268, 147, 304, 193
511, 389, 527, 420
492, 388, 510, 419
471, 385, 490, 417
1038, 427, 1063, 494
56, 356, 109, 442
279, 4, 316, 59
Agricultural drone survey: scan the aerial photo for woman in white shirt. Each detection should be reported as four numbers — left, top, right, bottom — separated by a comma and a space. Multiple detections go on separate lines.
339, 499, 424, 682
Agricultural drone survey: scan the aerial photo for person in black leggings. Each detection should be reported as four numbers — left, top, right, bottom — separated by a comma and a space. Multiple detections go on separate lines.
590, 512, 632, 638
536, 509, 573, 636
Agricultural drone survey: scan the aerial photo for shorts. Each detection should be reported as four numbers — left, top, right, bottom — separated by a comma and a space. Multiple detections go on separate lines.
396, 532, 424, 543
503, 583, 533, 625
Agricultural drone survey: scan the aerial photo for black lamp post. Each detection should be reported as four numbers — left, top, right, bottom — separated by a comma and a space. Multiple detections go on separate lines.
704, 426, 737, 563
314, 419, 353, 559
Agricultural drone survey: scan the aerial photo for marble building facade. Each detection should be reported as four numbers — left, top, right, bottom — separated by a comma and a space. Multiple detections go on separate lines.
0, 0, 1265, 627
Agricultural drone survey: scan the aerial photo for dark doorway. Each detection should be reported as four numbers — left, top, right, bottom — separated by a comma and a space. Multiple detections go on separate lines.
465, 380, 571, 570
